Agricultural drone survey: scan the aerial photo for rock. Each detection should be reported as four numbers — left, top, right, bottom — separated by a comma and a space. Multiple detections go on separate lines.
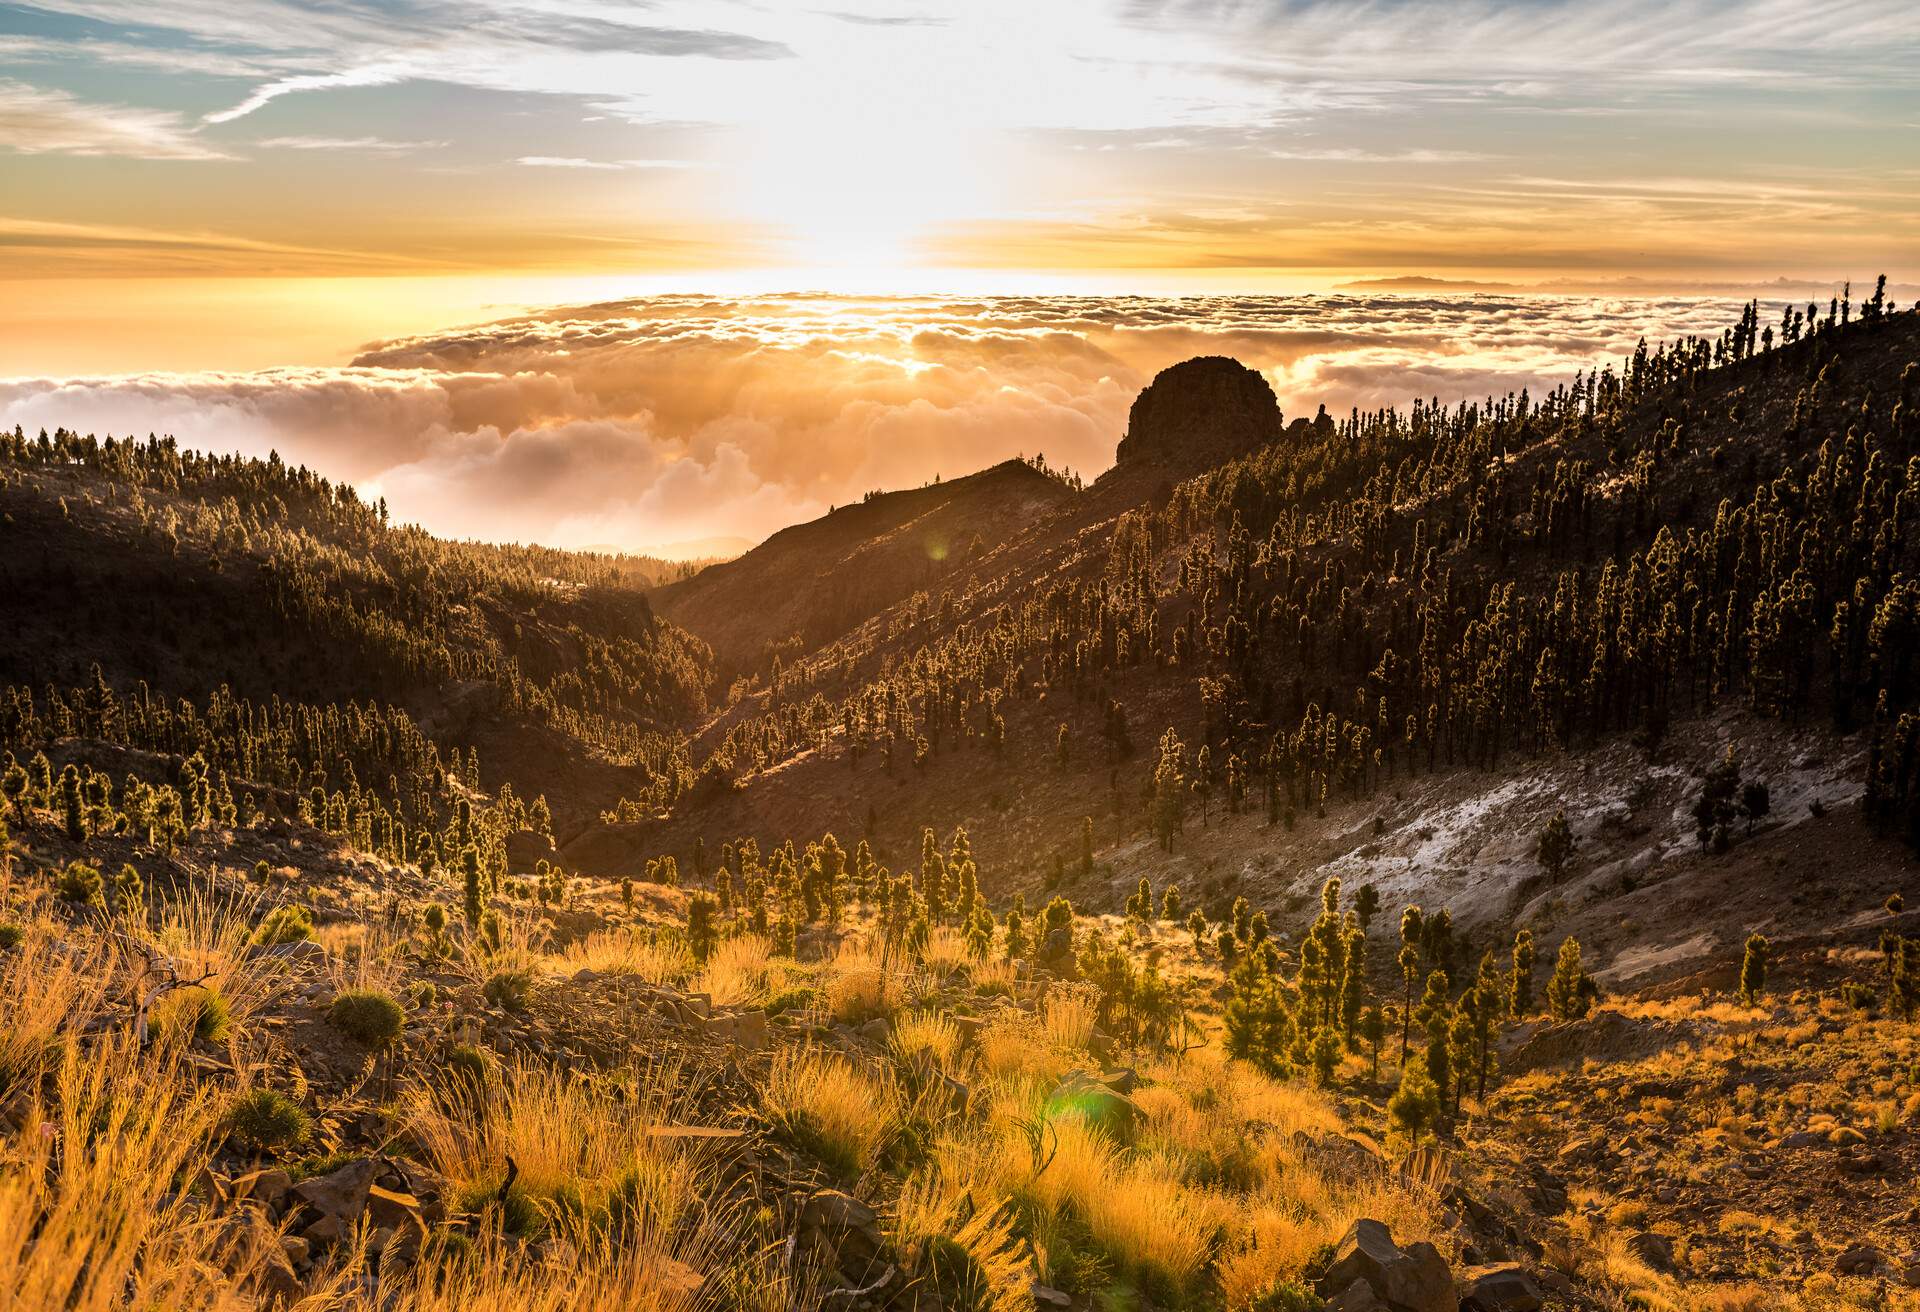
1834, 1244, 1884, 1276
1326, 1278, 1390, 1311
1037, 927, 1076, 973
1032, 1283, 1072, 1308
1626, 1231, 1675, 1274
232, 1168, 293, 1212
1114, 356, 1281, 474
290, 1157, 376, 1231
247, 939, 328, 969
949, 1015, 987, 1044
1779, 1130, 1824, 1149
1047, 1070, 1141, 1139
858, 1018, 892, 1045
1459, 1264, 1545, 1312
503, 828, 556, 875
1316, 1219, 1453, 1312
798, 1189, 885, 1271
280, 1235, 311, 1269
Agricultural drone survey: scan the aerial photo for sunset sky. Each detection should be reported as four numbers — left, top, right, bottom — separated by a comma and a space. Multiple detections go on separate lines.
2, 0, 1916, 550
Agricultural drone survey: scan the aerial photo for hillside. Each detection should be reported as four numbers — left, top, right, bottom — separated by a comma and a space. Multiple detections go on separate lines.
4, 284, 1919, 1312
653, 458, 1078, 673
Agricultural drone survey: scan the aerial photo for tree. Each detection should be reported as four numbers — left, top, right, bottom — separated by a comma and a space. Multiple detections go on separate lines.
1151, 728, 1188, 852
1891, 938, 1917, 1020
1740, 781, 1771, 836
1694, 749, 1742, 851
59, 765, 87, 842
686, 892, 719, 963
1398, 904, 1423, 1060
1354, 883, 1380, 933
1739, 933, 1769, 1003
1509, 929, 1537, 1016
1360, 1005, 1386, 1079
1546, 937, 1595, 1020
1185, 908, 1208, 948
1536, 808, 1575, 880
1389, 1054, 1440, 1139
462, 845, 483, 927
1308, 1025, 1340, 1086
1126, 876, 1154, 923
1080, 816, 1094, 877
1161, 884, 1183, 921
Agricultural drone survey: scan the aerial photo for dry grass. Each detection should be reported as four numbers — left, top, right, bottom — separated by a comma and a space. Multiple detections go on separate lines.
762, 1046, 900, 1179
693, 934, 773, 1006
552, 928, 689, 983
1040, 984, 1097, 1051
822, 944, 903, 1023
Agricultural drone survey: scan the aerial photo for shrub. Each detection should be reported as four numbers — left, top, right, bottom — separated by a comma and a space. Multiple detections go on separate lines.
328, 989, 405, 1046
447, 1043, 495, 1088
155, 984, 232, 1044
1388, 1055, 1440, 1139
0, 923, 22, 950
762, 1046, 897, 1178
250, 904, 314, 946
483, 967, 534, 1011
55, 861, 104, 908
226, 1087, 310, 1153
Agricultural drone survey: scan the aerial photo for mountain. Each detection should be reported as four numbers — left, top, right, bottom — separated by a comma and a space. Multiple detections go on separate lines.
653, 457, 1078, 672
5, 285, 1919, 1312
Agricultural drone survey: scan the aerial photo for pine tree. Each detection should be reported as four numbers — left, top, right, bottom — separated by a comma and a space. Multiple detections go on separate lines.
687, 893, 719, 963
462, 844, 483, 928
1509, 929, 1537, 1016
1081, 815, 1094, 877
1161, 884, 1182, 920
1360, 1004, 1386, 1079
1739, 933, 1769, 1003
1389, 1054, 1440, 1139
1546, 936, 1595, 1020
1536, 808, 1575, 880
59, 764, 87, 842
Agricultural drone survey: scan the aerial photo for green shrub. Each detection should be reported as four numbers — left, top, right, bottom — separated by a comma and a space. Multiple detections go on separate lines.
225, 1087, 310, 1153
1252, 1279, 1326, 1311
250, 904, 314, 946
447, 1044, 495, 1087
55, 862, 104, 908
328, 989, 405, 1046
158, 984, 232, 1044
764, 984, 822, 1016
483, 968, 534, 1011
0, 923, 22, 950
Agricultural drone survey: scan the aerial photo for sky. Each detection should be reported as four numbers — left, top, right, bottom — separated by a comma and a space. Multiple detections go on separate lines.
1, 0, 1916, 550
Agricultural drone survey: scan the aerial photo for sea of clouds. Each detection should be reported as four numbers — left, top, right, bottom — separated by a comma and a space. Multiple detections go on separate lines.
0, 292, 1754, 553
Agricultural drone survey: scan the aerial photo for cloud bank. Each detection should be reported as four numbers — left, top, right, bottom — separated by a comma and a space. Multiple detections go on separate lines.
0, 292, 1763, 552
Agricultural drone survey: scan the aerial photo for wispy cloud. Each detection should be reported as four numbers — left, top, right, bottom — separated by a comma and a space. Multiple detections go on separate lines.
0, 78, 228, 160
514, 155, 699, 170
256, 135, 445, 153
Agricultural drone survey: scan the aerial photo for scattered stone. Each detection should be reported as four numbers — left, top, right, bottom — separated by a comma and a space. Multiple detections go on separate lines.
1326, 1278, 1391, 1311
1316, 1219, 1453, 1312
1834, 1244, 1884, 1276
1459, 1263, 1546, 1312
1032, 1283, 1072, 1308
1048, 1070, 1141, 1139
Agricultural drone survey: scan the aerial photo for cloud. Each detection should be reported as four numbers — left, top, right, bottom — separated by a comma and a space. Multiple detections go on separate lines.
202, 65, 409, 125
0, 78, 227, 159
0, 292, 1787, 552
514, 156, 697, 170
256, 135, 446, 153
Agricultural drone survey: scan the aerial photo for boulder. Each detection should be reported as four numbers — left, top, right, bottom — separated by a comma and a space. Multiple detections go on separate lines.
1834, 1244, 1884, 1276
1316, 1219, 1453, 1312
503, 829, 556, 875
1048, 1069, 1141, 1139
289, 1157, 376, 1233
1459, 1264, 1545, 1312
799, 1189, 885, 1270
1327, 1279, 1391, 1312
231, 1168, 293, 1212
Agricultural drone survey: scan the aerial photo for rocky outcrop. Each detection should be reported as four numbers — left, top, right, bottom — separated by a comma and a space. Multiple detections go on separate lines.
1315, 1219, 1454, 1312
1113, 356, 1281, 474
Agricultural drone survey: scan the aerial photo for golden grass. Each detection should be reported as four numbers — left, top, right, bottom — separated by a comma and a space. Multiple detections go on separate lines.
822, 944, 903, 1023
693, 934, 773, 1007
1040, 984, 1097, 1051
762, 1046, 900, 1179
554, 928, 690, 983
891, 1168, 1031, 1312
890, 1010, 966, 1076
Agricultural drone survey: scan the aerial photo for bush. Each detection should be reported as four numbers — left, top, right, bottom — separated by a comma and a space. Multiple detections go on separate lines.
55, 862, 104, 908
483, 967, 534, 1011
250, 904, 314, 946
225, 1087, 310, 1153
764, 983, 822, 1016
1252, 1282, 1326, 1312
156, 984, 232, 1044
0, 923, 22, 950
447, 1043, 494, 1088
328, 989, 405, 1046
